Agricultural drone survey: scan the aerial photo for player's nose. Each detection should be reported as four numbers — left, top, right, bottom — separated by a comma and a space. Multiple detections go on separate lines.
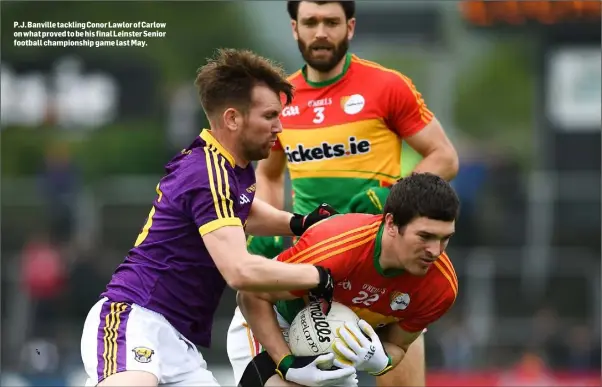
425, 242, 442, 258
273, 119, 283, 134
315, 24, 328, 39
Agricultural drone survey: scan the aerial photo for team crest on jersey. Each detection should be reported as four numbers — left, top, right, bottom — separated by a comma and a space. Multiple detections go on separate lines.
132, 346, 154, 363
340, 94, 365, 115
390, 291, 410, 311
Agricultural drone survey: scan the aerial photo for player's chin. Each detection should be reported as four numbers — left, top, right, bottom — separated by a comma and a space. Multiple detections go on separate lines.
410, 262, 431, 276
257, 147, 272, 160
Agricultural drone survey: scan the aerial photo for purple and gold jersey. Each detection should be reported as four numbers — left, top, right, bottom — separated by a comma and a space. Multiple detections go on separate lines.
101, 130, 256, 347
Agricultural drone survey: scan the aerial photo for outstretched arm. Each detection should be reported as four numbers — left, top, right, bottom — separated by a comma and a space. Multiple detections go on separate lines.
203, 226, 327, 292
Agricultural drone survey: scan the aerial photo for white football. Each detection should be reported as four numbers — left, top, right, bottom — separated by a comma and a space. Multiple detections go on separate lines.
288, 301, 359, 357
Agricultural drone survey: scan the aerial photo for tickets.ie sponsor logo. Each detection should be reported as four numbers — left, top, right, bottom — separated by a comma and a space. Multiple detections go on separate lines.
285, 136, 370, 163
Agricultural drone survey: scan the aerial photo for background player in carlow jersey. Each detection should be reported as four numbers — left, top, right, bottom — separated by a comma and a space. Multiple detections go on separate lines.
249, 2, 459, 385
79, 49, 352, 387
228, 173, 460, 386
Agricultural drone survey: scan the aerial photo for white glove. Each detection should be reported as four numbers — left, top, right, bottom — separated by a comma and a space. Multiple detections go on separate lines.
277, 352, 357, 387
333, 372, 359, 387
332, 320, 393, 376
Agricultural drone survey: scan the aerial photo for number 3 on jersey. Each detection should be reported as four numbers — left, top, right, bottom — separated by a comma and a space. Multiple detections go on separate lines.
351, 291, 380, 307
313, 107, 325, 124
134, 183, 164, 247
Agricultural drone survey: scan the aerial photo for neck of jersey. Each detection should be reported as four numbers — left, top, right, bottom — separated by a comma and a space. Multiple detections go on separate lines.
302, 53, 352, 88
374, 223, 405, 278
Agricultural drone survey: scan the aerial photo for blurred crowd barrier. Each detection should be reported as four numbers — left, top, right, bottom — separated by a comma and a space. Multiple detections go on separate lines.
1, 1, 600, 386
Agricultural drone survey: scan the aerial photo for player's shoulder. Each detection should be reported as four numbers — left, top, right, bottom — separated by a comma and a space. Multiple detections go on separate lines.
428, 252, 458, 300
287, 69, 305, 87
349, 54, 414, 87
306, 213, 381, 238
163, 133, 236, 187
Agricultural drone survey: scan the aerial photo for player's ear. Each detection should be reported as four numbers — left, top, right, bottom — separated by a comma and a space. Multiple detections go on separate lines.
223, 108, 240, 132
291, 20, 299, 40
384, 213, 398, 237
347, 18, 356, 41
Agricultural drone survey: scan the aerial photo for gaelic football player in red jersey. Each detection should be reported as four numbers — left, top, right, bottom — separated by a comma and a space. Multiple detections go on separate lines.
232, 173, 460, 387
244, 1, 459, 385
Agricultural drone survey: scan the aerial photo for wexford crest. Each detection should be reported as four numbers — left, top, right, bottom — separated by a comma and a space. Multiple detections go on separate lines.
132, 346, 154, 363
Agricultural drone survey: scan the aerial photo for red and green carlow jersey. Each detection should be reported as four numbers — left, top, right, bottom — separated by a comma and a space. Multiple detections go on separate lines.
275, 53, 434, 214
275, 213, 458, 333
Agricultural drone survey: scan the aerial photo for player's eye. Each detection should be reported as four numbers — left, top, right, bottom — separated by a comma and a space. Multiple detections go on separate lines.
325, 19, 340, 27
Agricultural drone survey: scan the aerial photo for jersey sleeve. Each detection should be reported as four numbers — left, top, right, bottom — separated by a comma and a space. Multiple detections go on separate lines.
246, 235, 285, 259
275, 222, 356, 298
184, 152, 242, 236
398, 257, 458, 332
386, 74, 435, 138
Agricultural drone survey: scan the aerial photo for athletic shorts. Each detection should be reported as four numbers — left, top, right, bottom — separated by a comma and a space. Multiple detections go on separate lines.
80, 297, 219, 386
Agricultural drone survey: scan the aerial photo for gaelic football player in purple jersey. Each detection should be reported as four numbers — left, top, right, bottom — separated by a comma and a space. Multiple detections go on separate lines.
80, 49, 352, 387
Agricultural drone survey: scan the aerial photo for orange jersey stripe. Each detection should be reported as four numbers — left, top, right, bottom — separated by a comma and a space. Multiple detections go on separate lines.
283, 221, 380, 264
306, 233, 378, 265
438, 252, 458, 283
434, 260, 458, 297
289, 223, 380, 264
287, 70, 302, 82
351, 57, 434, 124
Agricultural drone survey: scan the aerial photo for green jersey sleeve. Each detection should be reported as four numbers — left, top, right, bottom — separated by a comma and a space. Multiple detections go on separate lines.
246, 235, 285, 259
346, 186, 390, 215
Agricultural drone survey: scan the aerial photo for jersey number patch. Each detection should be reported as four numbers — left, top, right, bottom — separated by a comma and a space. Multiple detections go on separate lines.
313, 107, 325, 124
134, 183, 163, 247
351, 291, 380, 307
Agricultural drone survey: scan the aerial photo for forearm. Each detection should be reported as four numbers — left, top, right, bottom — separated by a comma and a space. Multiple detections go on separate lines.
377, 336, 426, 387
234, 254, 319, 292
246, 198, 294, 236
238, 292, 292, 364
412, 149, 459, 182
257, 175, 285, 210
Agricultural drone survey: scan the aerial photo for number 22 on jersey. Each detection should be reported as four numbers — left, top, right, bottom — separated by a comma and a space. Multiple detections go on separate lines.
134, 183, 163, 247
351, 291, 380, 307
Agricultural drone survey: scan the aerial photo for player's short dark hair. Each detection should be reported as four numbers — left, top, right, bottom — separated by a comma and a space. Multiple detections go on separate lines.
194, 48, 294, 117
287, 1, 356, 21
383, 173, 460, 230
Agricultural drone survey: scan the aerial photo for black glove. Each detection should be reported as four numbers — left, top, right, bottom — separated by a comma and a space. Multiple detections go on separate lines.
309, 266, 334, 315
290, 203, 338, 236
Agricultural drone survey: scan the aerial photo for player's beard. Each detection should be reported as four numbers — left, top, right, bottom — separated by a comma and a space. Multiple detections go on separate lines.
298, 35, 349, 73
241, 135, 272, 162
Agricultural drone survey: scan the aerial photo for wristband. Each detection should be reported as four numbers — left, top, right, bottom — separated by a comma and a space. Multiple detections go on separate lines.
369, 355, 394, 376
275, 354, 295, 380
289, 213, 305, 236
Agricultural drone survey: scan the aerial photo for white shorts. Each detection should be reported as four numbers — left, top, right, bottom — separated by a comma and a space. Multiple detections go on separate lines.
81, 297, 219, 386
226, 306, 290, 385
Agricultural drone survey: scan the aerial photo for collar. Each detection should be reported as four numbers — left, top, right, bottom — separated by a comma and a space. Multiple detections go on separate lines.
200, 129, 235, 168
373, 222, 405, 278
302, 52, 352, 88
